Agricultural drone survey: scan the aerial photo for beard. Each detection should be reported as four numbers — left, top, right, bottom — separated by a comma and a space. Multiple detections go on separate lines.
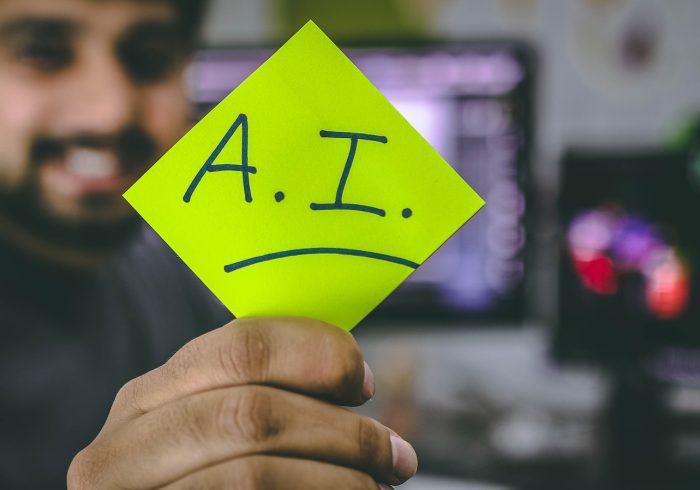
0, 127, 158, 255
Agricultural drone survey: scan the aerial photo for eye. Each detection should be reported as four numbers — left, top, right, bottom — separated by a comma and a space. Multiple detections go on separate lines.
118, 37, 183, 84
13, 37, 73, 72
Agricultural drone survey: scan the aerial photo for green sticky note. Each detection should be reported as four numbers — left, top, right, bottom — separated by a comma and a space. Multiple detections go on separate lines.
124, 21, 484, 331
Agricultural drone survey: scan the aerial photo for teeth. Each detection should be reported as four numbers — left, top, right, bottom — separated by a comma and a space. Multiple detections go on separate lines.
65, 149, 120, 179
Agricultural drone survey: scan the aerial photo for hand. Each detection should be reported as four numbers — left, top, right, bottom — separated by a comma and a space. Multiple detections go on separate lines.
67, 317, 418, 489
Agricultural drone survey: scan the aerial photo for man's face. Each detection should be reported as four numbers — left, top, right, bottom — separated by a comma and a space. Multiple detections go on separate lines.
0, 0, 191, 251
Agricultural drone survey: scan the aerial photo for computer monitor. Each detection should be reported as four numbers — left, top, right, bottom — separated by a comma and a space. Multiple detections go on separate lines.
555, 149, 700, 366
188, 41, 533, 323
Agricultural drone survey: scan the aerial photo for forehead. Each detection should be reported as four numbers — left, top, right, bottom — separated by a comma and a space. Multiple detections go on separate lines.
0, 0, 175, 33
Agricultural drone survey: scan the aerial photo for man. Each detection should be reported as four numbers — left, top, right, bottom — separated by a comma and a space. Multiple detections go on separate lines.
0, 0, 418, 488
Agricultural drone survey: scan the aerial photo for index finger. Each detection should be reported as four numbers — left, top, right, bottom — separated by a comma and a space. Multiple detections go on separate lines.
107, 317, 372, 424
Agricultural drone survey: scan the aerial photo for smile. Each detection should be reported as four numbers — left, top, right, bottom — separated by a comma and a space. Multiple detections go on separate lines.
224, 247, 419, 272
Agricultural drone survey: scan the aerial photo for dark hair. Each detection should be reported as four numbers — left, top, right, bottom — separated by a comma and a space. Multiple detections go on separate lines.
170, 0, 210, 48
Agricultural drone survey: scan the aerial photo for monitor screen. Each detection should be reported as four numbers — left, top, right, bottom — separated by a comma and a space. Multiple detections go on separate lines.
188, 42, 533, 322
555, 150, 700, 366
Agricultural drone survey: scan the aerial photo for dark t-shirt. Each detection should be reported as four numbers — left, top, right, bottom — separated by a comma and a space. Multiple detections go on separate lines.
0, 226, 232, 489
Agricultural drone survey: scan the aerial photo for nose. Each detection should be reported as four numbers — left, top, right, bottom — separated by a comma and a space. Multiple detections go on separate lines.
52, 49, 141, 137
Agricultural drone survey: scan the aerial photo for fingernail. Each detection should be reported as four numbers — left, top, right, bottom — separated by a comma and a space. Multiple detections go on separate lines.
390, 434, 418, 481
378, 485, 394, 490
362, 361, 375, 399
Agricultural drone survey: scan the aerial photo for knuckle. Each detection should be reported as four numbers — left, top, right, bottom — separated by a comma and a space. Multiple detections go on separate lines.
338, 469, 377, 490
164, 338, 201, 381
66, 445, 107, 490
320, 332, 363, 397
232, 456, 271, 490
112, 377, 143, 415
355, 417, 383, 467
215, 387, 283, 448
176, 395, 210, 447
172, 479, 211, 490
218, 323, 270, 382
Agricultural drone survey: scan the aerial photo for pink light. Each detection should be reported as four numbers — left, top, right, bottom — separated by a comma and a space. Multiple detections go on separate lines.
567, 210, 615, 258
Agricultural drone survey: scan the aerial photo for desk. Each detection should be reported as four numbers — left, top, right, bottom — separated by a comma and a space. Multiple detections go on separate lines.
402, 474, 511, 490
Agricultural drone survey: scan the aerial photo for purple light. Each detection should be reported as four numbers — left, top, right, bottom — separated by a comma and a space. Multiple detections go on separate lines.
610, 215, 663, 268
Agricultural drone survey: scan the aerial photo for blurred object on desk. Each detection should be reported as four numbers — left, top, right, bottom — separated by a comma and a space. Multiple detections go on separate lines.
402, 473, 512, 490
378, 347, 420, 442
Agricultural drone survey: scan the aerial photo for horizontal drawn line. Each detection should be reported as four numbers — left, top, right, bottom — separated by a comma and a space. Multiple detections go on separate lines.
319, 131, 388, 143
208, 164, 258, 173
309, 202, 386, 217
224, 248, 419, 273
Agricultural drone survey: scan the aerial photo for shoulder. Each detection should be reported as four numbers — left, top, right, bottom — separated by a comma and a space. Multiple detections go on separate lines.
110, 224, 233, 332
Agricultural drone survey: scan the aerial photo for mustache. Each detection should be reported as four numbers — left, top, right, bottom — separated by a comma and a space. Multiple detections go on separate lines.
29, 127, 159, 171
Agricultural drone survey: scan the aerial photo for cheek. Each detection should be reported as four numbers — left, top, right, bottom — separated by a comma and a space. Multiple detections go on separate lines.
141, 81, 191, 155
0, 75, 47, 188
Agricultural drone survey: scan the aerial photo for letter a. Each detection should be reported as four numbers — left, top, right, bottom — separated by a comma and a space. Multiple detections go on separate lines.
183, 113, 257, 203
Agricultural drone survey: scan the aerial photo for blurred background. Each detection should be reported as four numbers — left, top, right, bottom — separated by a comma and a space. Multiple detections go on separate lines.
193, 1, 700, 488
